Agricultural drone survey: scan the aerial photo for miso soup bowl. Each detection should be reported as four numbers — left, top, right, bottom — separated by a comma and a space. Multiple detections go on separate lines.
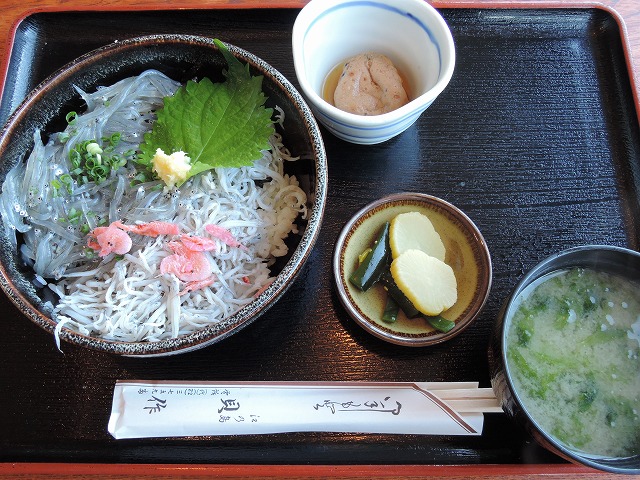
292, 0, 455, 145
488, 245, 640, 474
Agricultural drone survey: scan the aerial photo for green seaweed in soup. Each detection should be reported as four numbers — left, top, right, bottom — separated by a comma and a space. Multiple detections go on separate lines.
506, 267, 640, 458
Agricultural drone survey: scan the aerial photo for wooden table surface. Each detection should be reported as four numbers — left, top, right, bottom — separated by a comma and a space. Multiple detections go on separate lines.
0, 0, 639, 478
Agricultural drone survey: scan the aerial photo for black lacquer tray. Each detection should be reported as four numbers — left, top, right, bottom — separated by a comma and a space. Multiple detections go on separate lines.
0, 7, 638, 466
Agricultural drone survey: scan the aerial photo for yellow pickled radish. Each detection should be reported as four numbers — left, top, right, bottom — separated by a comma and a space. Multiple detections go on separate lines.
389, 211, 445, 261
390, 249, 457, 316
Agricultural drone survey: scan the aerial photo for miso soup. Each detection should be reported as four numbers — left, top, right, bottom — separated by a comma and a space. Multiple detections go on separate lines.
506, 267, 640, 458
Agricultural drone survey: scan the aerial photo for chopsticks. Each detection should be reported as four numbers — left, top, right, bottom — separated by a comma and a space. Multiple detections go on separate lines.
418, 382, 503, 413
109, 380, 502, 439
438, 390, 503, 413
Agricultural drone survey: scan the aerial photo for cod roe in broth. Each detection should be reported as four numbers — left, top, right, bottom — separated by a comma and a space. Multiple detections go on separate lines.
323, 53, 410, 116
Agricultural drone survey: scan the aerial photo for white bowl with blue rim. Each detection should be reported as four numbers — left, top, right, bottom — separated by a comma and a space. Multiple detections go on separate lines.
292, 0, 455, 145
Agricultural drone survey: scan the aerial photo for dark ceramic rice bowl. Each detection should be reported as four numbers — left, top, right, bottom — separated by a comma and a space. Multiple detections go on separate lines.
0, 35, 327, 356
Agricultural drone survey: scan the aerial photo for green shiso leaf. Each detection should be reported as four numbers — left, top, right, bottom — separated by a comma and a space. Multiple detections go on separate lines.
138, 39, 274, 182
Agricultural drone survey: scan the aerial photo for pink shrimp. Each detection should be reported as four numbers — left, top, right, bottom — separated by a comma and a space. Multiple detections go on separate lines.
179, 234, 219, 252
87, 223, 132, 257
160, 241, 211, 282
179, 275, 217, 296
205, 224, 247, 250
113, 221, 180, 237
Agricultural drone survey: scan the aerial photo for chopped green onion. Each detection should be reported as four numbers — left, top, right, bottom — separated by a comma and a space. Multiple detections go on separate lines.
67, 208, 83, 225
59, 174, 73, 194
65, 111, 78, 125
69, 150, 81, 167
66, 134, 128, 186
85, 142, 103, 156
50, 179, 61, 197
